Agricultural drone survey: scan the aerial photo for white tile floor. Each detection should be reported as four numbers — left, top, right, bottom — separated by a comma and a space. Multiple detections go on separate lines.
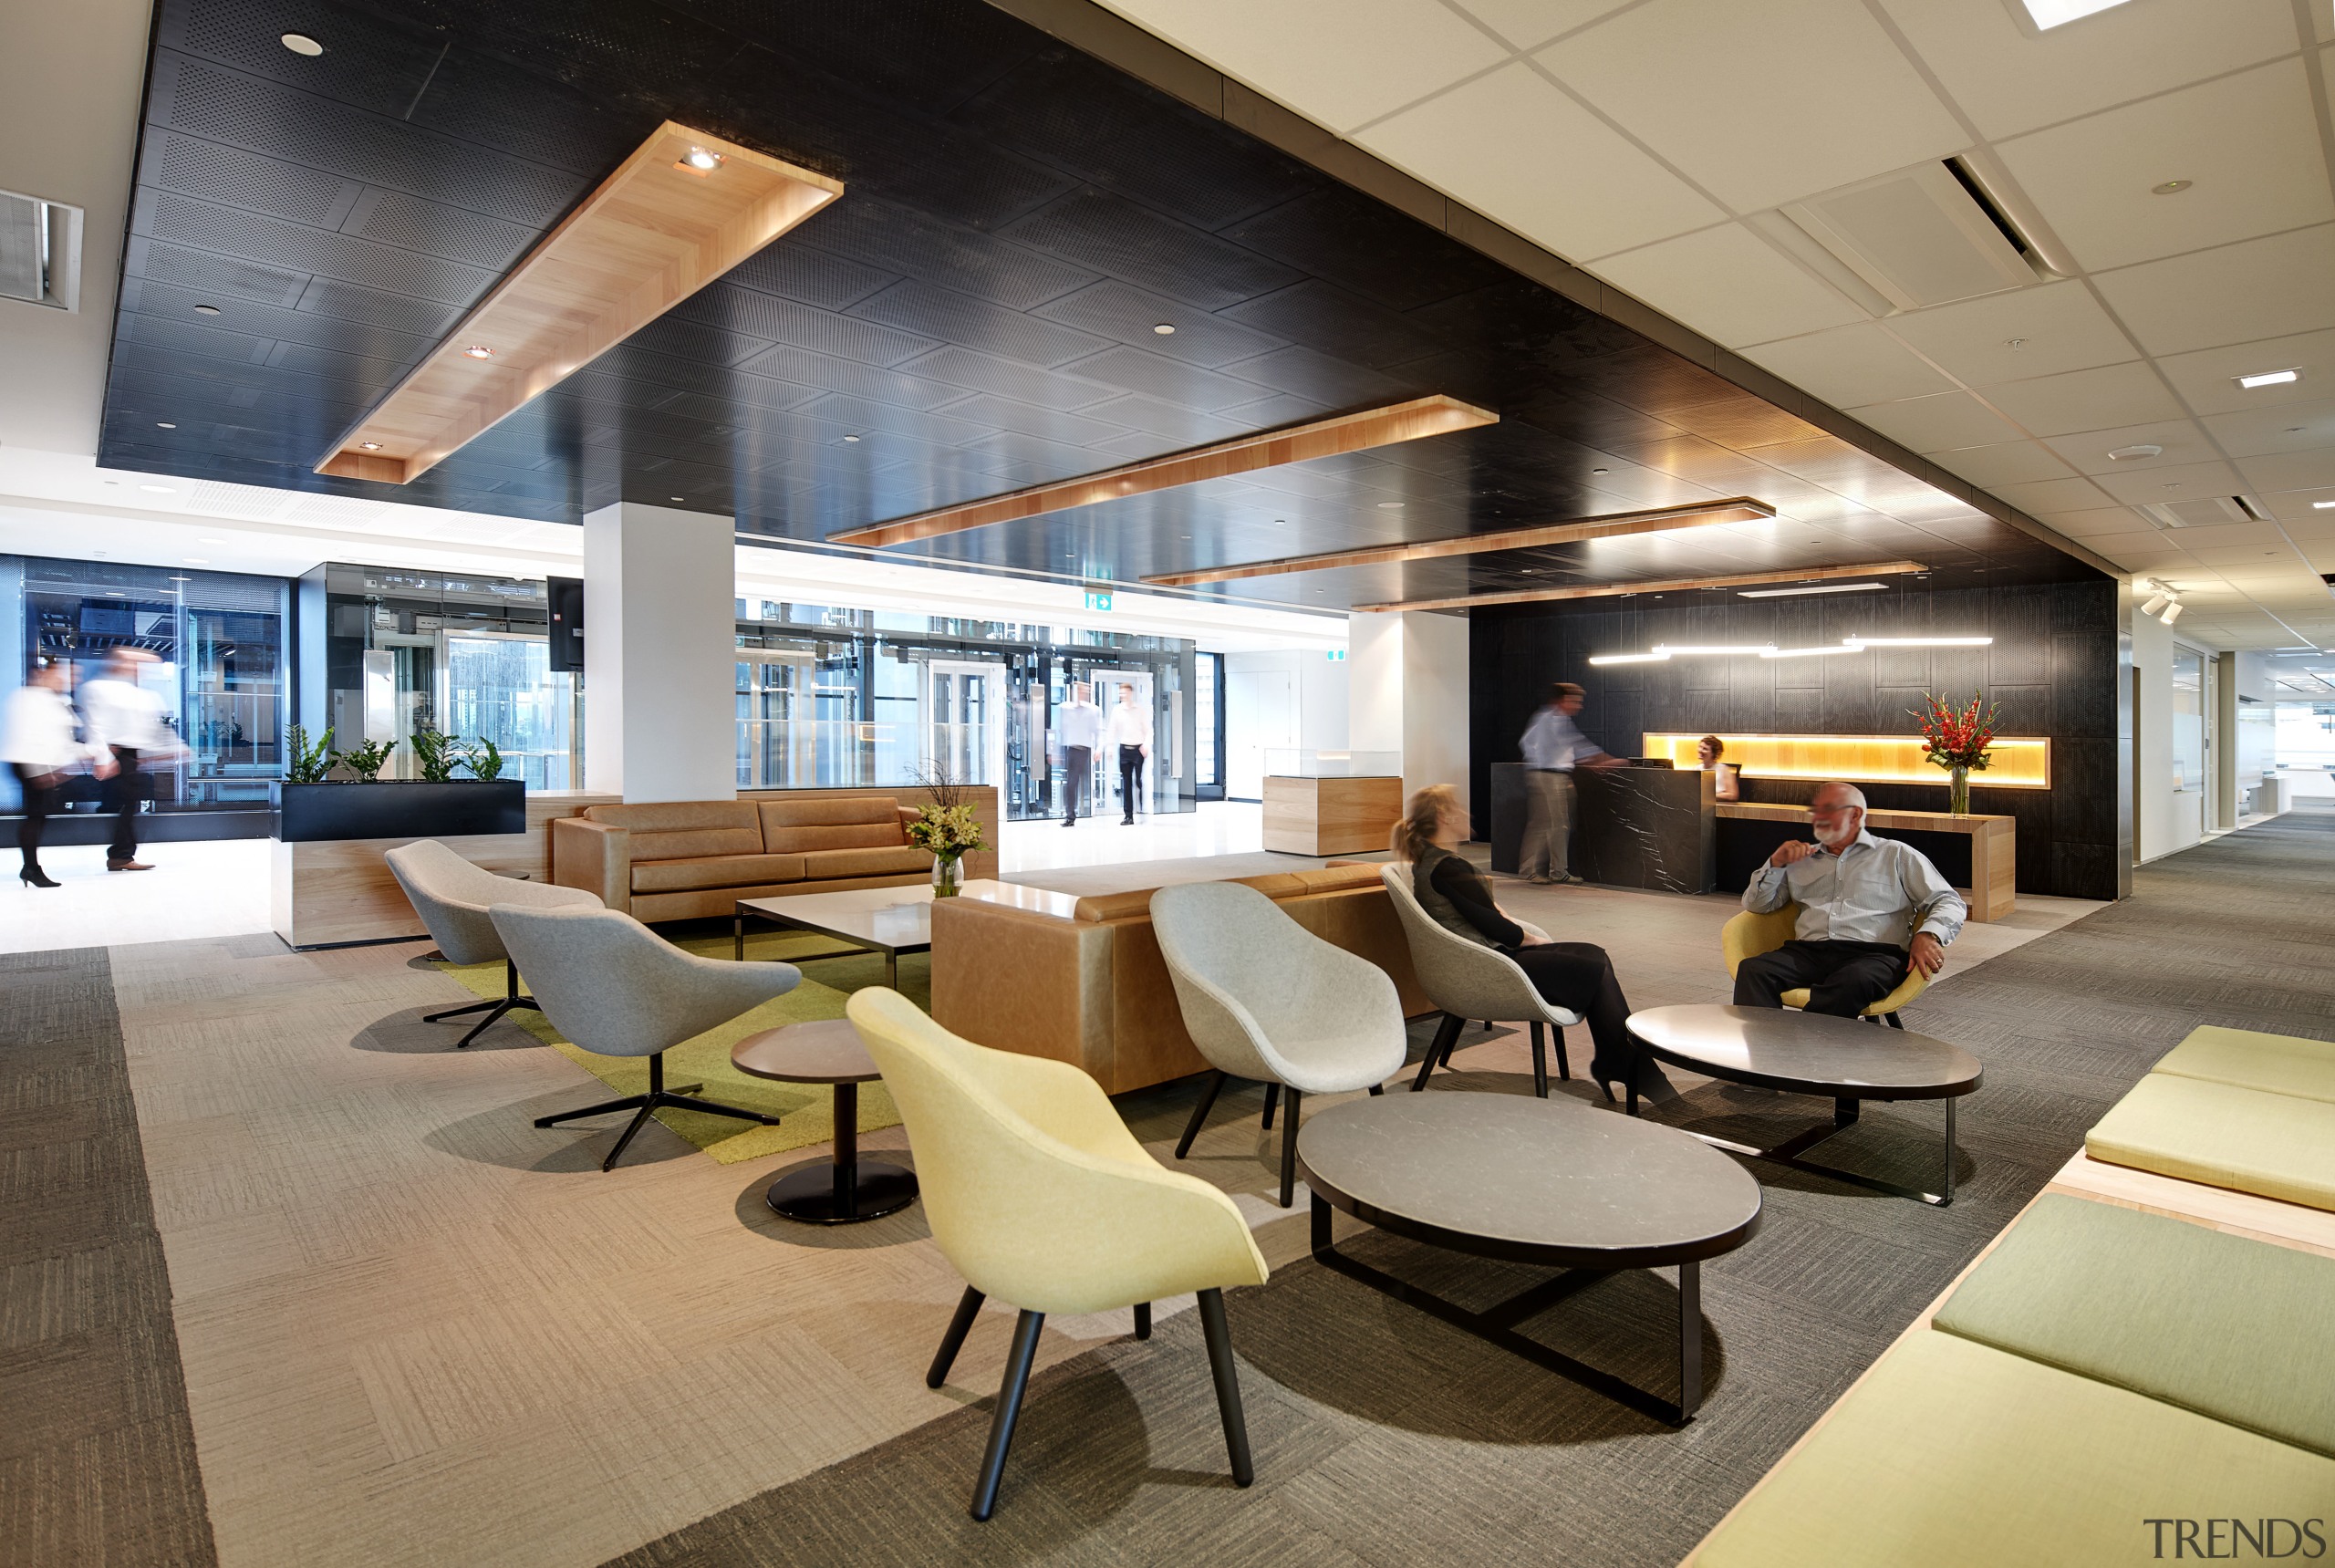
0, 837, 273, 956
995, 799, 1269, 874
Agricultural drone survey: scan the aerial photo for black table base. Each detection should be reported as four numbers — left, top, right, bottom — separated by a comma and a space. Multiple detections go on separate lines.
1630, 1086, 1957, 1207
763, 1081, 918, 1225
1310, 1196, 1703, 1427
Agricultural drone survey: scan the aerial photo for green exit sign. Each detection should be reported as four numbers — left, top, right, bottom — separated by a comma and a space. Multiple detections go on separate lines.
1326, 649, 1345, 661
1084, 589, 1114, 612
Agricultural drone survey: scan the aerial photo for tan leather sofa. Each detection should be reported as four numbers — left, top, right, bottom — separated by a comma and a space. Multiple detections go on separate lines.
552, 794, 933, 920
930, 863, 1430, 1095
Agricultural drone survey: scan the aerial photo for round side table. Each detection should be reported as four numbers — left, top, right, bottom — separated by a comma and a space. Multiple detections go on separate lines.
731, 1019, 918, 1225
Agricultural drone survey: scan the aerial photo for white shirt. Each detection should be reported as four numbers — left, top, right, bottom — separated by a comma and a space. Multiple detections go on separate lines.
1, 685, 87, 769
1745, 827, 1967, 948
1056, 699, 1104, 751
1520, 706, 1602, 771
1105, 702, 1152, 751
79, 676, 173, 752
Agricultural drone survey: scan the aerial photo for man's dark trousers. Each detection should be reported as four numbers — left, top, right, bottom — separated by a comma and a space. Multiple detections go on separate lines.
1117, 744, 1144, 823
1062, 744, 1091, 823
103, 745, 141, 862
1733, 939, 1908, 1018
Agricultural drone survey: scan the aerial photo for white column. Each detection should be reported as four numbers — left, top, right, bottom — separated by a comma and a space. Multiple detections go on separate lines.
1348, 610, 1470, 804
582, 502, 736, 802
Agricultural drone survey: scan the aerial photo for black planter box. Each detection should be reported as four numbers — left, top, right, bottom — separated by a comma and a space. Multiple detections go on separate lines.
272, 780, 526, 843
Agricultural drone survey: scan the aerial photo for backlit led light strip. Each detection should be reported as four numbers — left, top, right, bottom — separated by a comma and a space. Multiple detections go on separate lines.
1588, 635, 1992, 667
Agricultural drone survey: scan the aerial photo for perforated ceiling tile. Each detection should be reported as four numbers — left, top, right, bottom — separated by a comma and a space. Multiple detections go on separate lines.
153, 134, 354, 228
677, 286, 939, 369
292, 276, 462, 337
353, 191, 537, 272
735, 345, 974, 413
1005, 192, 1304, 313
1053, 345, 1270, 413
150, 191, 494, 306
723, 242, 898, 312
1031, 280, 1286, 369
1221, 185, 1507, 314
848, 281, 1114, 370
790, 195, 1098, 312
1214, 343, 1409, 406
175, 0, 449, 118
140, 238, 308, 306
893, 345, 1116, 411
930, 393, 1132, 447
1219, 279, 1443, 371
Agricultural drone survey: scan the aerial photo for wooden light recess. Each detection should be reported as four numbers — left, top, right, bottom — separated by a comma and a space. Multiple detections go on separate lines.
826, 394, 1496, 549
317, 123, 843, 483
1141, 496, 1774, 588
1356, 559, 1930, 613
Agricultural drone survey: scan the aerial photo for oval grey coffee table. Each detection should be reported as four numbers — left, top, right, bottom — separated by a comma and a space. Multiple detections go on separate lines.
731, 1020, 918, 1225
1625, 1004, 1984, 1208
1297, 1092, 1761, 1426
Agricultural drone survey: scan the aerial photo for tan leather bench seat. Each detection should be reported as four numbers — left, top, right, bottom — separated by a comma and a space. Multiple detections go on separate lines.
632, 853, 807, 893
803, 845, 931, 879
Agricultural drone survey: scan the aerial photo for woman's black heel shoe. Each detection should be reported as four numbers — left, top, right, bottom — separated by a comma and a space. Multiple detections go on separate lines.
20, 867, 59, 888
1593, 1074, 1619, 1105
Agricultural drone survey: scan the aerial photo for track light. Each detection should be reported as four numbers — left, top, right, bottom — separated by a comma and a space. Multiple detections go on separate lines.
2140, 592, 2169, 616
2160, 601, 2184, 626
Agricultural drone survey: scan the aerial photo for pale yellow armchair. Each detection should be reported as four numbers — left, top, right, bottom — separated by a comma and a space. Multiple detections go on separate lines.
1721, 903, 1926, 1027
845, 988, 1269, 1521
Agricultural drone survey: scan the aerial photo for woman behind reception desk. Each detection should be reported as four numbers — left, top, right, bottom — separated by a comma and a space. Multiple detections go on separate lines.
1697, 735, 1740, 801
1396, 785, 1677, 1102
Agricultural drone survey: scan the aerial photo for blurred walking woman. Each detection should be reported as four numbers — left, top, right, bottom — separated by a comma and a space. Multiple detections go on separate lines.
1393, 784, 1676, 1101
3, 661, 88, 888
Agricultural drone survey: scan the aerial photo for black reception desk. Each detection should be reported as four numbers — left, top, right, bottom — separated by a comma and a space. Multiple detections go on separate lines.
1489, 763, 1717, 895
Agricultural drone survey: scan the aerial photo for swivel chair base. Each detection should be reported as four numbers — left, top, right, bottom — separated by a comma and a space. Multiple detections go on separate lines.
425, 960, 541, 1049
535, 1052, 780, 1170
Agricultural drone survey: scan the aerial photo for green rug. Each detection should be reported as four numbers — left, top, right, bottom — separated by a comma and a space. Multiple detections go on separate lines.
439, 930, 922, 1164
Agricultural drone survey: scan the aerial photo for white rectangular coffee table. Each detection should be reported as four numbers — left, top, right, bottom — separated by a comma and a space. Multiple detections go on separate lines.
734, 882, 998, 985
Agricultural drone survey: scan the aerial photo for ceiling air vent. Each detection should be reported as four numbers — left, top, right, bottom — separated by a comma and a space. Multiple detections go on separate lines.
1781, 161, 2042, 312
0, 189, 82, 311
2143, 496, 2266, 529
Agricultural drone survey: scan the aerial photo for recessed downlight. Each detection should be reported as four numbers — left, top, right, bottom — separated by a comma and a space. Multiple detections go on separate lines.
280, 32, 323, 56
2151, 179, 2192, 195
1376, 501, 1404, 510
155, 421, 176, 430
1152, 323, 1176, 336
193, 304, 220, 316
462, 345, 493, 359
842, 433, 861, 442
2236, 369, 2300, 389
358, 441, 382, 451
683, 147, 721, 171
2108, 443, 2163, 461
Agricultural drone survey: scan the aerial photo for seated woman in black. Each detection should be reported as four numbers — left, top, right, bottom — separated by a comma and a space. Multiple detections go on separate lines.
1395, 784, 1676, 1102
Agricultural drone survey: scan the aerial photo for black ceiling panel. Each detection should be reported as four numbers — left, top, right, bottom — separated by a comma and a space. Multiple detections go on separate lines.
101, 0, 2104, 610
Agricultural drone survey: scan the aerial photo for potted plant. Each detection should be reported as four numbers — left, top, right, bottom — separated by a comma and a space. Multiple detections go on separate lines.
273, 728, 526, 844
1914, 691, 1998, 815
905, 764, 988, 898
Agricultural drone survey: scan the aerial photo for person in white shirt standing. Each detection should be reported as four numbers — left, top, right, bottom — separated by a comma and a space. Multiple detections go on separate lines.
79, 649, 177, 872
1, 660, 96, 888
1053, 681, 1105, 826
1104, 682, 1152, 826
1516, 680, 1624, 885
1736, 781, 1967, 1018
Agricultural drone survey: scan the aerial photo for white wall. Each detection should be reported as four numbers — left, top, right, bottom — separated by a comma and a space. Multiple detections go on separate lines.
1219, 649, 1348, 795
2131, 604, 2181, 861
582, 502, 738, 802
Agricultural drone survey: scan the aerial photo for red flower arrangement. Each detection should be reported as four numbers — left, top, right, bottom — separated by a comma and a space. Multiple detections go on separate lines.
1914, 691, 1999, 774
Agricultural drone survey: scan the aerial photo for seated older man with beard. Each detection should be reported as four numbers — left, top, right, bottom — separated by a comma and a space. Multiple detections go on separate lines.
1733, 781, 1967, 1019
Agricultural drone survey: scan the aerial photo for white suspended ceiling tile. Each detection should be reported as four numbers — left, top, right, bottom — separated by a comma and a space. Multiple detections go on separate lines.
2252, 484, 2335, 521
2093, 224, 2335, 358
1843, 389, 2024, 452
2153, 329, 2335, 417
1092, 0, 1510, 134
1593, 223, 1868, 347
2039, 419, 2219, 477
1885, 280, 2141, 385
1874, 0, 2299, 140
1928, 441, 2081, 488
1354, 63, 1724, 262
2201, 397, 2335, 460
2144, 521, 2284, 549
1986, 474, 2117, 514
2034, 504, 2159, 538
1976, 360, 2187, 438
1992, 59, 2335, 274
1738, 323, 1957, 408
2239, 450, 2335, 493
1450, 0, 1635, 51
2091, 457, 2250, 505
1533, 0, 1966, 213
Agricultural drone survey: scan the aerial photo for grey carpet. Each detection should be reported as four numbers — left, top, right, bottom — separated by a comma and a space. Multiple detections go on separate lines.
0, 946, 217, 1568
606, 810, 2335, 1568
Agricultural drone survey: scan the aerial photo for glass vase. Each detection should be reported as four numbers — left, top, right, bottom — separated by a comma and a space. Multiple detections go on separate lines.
933, 856, 962, 898
1948, 766, 1970, 816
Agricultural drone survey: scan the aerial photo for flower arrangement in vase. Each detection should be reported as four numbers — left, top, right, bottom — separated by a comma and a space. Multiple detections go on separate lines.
1913, 691, 1998, 815
905, 764, 987, 897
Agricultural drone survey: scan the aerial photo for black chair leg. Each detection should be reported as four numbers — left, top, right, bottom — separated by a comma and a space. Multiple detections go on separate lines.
1133, 1302, 1151, 1340
1551, 1024, 1572, 1081
1278, 1087, 1302, 1208
1366, 1084, 1383, 1096
1175, 1071, 1228, 1159
601, 1103, 659, 1170
1413, 1013, 1464, 1092
536, 1054, 779, 1170
970, 1310, 1044, 1521
1261, 1083, 1280, 1131
1197, 1288, 1254, 1487
929, 1285, 985, 1387
1529, 1022, 1549, 1099
453, 999, 514, 1049
1884, 1012, 1906, 1030
423, 997, 499, 1023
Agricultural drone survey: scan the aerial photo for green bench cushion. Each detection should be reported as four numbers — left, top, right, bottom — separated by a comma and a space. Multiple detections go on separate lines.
1933, 1194, 2335, 1457
2152, 1024, 2335, 1106
2087, 1072, 2335, 1212
1693, 1332, 2335, 1568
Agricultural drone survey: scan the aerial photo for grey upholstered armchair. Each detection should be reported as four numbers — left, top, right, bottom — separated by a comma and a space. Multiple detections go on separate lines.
385, 839, 601, 1048
1380, 863, 1578, 1097
1150, 880, 1408, 1207
488, 903, 799, 1170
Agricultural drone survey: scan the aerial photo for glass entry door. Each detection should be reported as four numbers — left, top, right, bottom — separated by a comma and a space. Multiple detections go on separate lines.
737, 650, 821, 789
926, 659, 1006, 789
